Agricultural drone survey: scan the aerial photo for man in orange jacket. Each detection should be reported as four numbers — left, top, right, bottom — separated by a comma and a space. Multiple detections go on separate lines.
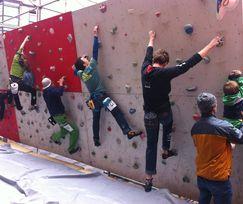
191, 92, 243, 204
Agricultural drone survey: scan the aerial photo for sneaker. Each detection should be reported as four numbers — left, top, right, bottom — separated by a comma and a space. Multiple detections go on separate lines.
162, 149, 177, 160
127, 130, 143, 140
69, 146, 81, 155
144, 178, 153, 192
94, 139, 101, 147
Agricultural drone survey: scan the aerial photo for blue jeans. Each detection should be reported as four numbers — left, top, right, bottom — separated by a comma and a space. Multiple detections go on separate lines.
91, 92, 131, 141
144, 110, 173, 175
197, 176, 232, 204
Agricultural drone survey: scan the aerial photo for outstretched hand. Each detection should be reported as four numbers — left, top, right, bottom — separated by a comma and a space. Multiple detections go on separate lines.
149, 31, 156, 40
208, 36, 222, 48
58, 76, 66, 86
93, 25, 99, 36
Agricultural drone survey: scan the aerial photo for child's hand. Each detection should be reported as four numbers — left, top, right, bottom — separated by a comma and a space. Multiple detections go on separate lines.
93, 25, 99, 36
149, 31, 156, 40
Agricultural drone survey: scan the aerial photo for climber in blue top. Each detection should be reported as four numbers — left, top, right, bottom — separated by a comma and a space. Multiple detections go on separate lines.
73, 25, 142, 147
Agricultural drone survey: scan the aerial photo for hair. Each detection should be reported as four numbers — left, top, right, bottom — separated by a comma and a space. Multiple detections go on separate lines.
74, 57, 85, 71
228, 69, 242, 80
153, 49, 169, 65
223, 81, 239, 95
197, 92, 217, 115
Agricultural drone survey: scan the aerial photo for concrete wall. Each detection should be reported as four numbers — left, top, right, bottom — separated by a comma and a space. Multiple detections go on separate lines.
1, 0, 243, 202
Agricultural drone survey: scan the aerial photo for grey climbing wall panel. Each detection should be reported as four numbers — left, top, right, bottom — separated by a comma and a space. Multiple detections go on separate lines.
1, 0, 243, 203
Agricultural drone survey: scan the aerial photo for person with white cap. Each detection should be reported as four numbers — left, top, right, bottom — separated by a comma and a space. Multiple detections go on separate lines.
42, 76, 80, 154
191, 92, 243, 204
9, 35, 38, 114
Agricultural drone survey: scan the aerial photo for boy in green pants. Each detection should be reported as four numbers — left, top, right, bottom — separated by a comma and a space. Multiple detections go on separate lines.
42, 76, 80, 154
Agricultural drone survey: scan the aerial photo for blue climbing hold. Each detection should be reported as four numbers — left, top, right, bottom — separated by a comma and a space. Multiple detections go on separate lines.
184, 24, 193, 35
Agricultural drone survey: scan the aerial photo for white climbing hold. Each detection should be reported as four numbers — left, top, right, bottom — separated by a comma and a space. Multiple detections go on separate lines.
125, 84, 131, 93
49, 28, 55, 34
37, 42, 42, 47
29, 51, 35, 56
128, 9, 135, 14
50, 66, 56, 72
34, 25, 38, 29
2, 34, 6, 40
67, 34, 73, 43
59, 58, 64, 62
58, 48, 63, 52
59, 16, 63, 21
18, 28, 23, 32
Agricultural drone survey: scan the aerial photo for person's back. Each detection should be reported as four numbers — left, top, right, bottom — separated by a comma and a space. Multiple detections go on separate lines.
43, 86, 65, 117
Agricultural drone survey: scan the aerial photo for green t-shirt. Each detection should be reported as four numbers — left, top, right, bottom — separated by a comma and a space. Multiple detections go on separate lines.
77, 58, 105, 94
10, 48, 26, 79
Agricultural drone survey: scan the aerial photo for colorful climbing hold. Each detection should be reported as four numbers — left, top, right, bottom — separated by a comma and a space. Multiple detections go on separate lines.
155, 11, 161, 17
99, 3, 107, 13
139, 132, 146, 140
184, 24, 194, 35
216, 37, 224, 47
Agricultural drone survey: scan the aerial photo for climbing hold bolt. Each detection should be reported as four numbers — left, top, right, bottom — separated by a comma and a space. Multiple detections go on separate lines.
107, 126, 112, 132
116, 138, 121, 145
99, 3, 107, 13
133, 162, 139, 169
186, 86, 197, 92
111, 46, 115, 50
107, 74, 113, 79
184, 24, 194, 35
132, 141, 138, 149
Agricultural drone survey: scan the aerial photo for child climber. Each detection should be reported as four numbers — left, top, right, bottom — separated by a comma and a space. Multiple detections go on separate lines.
10, 35, 38, 114
42, 76, 80, 154
72, 25, 142, 147
223, 70, 243, 131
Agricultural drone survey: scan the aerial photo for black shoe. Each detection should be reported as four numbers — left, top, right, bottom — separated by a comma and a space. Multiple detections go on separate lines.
94, 139, 101, 147
127, 130, 143, 140
49, 138, 61, 145
162, 149, 177, 160
144, 178, 153, 192
69, 146, 81, 155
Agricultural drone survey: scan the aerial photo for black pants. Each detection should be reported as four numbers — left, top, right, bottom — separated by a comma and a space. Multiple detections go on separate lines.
10, 75, 36, 110
0, 91, 13, 120
91, 92, 131, 141
144, 110, 173, 175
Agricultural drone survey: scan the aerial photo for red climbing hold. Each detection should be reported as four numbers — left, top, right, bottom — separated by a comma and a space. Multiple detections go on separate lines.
193, 113, 201, 121
155, 11, 161, 17
107, 126, 112, 132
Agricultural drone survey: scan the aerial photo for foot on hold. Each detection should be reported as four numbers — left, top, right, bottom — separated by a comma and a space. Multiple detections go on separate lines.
127, 130, 143, 140
94, 139, 101, 147
144, 178, 153, 192
162, 149, 178, 160
29, 105, 39, 113
69, 146, 81, 155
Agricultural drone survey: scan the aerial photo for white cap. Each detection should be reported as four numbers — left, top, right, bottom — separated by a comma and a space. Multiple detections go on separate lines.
42, 78, 52, 89
10, 83, 19, 94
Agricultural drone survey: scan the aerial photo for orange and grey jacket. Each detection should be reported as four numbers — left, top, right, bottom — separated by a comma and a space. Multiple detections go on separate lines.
191, 115, 243, 181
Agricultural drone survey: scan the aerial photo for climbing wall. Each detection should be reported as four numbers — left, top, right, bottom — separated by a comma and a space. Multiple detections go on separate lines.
1, 0, 243, 203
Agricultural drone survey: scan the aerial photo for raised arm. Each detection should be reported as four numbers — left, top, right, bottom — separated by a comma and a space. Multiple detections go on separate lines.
142, 31, 155, 72
161, 36, 221, 79
18, 35, 30, 53
93, 25, 99, 61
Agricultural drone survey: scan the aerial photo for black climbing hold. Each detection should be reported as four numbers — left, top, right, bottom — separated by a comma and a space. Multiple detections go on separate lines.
184, 24, 193, 35
183, 176, 190, 183
132, 142, 137, 149
91, 151, 96, 156
118, 158, 123, 163
129, 108, 136, 114
133, 162, 139, 169
104, 154, 108, 159
175, 58, 184, 64
110, 26, 118, 35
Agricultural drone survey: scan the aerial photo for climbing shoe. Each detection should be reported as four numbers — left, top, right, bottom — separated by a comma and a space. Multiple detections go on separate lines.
69, 146, 81, 155
162, 149, 177, 160
144, 178, 153, 192
94, 139, 101, 147
127, 130, 143, 140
